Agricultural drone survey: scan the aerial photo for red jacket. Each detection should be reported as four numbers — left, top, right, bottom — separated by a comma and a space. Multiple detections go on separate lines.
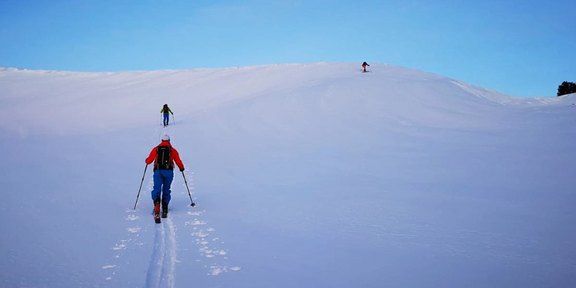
145, 140, 185, 170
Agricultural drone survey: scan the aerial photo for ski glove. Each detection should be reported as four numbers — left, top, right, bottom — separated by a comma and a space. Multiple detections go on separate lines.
180, 168, 185, 172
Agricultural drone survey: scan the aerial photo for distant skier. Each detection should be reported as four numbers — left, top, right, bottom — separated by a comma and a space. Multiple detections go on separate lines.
145, 134, 185, 222
161, 104, 174, 126
362, 62, 370, 73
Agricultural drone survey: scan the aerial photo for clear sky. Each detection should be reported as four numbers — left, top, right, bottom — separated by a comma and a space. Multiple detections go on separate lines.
1, 0, 574, 97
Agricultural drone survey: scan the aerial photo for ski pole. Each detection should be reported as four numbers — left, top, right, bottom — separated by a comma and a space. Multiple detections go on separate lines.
181, 171, 195, 207
172, 114, 176, 125
133, 165, 148, 210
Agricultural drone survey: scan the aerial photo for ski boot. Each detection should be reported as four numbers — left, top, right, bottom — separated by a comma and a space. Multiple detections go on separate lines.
161, 201, 169, 218
154, 200, 161, 223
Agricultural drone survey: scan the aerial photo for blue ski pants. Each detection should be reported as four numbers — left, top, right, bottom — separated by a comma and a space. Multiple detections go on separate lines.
151, 169, 174, 204
163, 113, 170, 126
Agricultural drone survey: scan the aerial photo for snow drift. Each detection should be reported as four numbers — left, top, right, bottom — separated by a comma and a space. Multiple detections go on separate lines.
0, 63, 575, 287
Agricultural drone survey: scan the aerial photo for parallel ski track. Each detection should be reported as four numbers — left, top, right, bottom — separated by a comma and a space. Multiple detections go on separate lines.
145, 217, 177, 288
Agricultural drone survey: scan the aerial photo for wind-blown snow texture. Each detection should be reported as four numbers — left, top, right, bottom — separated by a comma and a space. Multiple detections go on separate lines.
1, 63, 575, 287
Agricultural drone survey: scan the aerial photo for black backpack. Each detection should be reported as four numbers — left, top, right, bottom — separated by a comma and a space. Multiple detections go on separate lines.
156, 146, 173, 170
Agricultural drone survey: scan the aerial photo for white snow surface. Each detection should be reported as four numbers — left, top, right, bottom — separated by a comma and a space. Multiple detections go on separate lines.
1, 62, 575, 287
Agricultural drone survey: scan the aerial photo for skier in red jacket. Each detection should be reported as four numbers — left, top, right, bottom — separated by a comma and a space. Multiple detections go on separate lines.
145, 134, 185, 219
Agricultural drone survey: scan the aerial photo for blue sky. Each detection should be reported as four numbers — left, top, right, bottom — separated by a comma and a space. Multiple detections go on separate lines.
1, 0, 574, 97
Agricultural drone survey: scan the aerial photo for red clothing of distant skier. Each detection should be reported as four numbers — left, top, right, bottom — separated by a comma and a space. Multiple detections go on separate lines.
145, 140, 185, 170
362, 62, 370, 72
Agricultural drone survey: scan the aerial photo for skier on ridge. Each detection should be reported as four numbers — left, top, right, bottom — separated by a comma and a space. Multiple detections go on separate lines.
145, 134, 185, 222
362, 62, 370, 73
161, 104, 174, 127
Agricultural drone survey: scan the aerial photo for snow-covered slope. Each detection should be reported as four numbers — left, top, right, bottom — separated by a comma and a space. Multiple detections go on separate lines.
1, 63, 575, 287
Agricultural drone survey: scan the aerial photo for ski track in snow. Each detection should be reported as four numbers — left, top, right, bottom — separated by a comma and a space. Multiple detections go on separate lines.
145, 217, 177, 288
102, 171, 240, 285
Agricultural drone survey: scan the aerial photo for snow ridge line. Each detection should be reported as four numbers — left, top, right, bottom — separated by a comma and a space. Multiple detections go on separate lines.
145, 218, 177, 288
